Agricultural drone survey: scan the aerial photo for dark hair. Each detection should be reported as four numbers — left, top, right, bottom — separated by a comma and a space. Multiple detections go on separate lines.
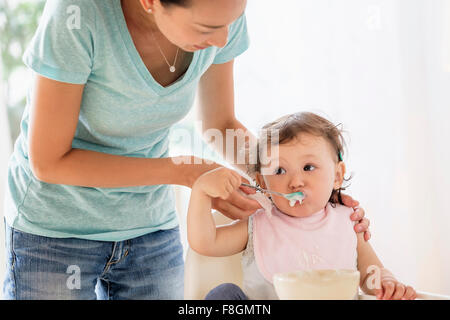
248, 111, 352, 206
160, 0, 191, 8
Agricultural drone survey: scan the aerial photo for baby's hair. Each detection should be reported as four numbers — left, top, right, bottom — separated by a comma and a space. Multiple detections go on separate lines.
247, 112, 352, 206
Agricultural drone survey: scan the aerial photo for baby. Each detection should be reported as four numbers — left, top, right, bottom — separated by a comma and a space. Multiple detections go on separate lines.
187, 112, 417, 300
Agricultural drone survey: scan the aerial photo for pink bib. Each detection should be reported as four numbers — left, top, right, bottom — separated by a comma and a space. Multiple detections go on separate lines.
253, 203, 358, 283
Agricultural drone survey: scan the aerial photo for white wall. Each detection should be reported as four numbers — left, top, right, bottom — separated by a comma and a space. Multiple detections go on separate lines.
173, 0, 450, 296
232, 0, 450, 295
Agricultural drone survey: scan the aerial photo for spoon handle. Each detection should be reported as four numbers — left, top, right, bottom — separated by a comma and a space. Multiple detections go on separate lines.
241, 183, 286, 198
240, 183, 264, 192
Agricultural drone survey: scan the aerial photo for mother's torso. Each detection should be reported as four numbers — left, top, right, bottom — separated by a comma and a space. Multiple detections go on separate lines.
5, 0, 249, 241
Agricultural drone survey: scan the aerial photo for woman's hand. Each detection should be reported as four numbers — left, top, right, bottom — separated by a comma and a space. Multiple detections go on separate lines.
194, 167, 262, 220
186, 158, 262, 220
194, 167, 242, 200
211, 182, 262, 220
340, 193, 371, 241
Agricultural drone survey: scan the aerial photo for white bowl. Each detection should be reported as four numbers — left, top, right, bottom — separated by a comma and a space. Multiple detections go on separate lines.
273, 269, 360, 300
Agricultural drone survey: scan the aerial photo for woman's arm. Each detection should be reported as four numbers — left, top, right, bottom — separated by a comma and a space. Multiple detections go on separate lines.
29, 74, 218, 188
187, 167, 248, 257
198, 60, 258, 176
198, 60, 262, 219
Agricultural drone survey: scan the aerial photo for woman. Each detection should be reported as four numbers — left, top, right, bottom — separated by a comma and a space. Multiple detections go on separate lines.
2, 0, 370, 299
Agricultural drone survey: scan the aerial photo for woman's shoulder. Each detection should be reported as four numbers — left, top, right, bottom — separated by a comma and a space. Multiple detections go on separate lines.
33, 0, 99, 42
23, 0, 102, 84
42, 0, 99, 26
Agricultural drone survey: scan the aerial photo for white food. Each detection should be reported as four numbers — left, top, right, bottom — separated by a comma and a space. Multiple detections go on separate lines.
288, 194, 304, 207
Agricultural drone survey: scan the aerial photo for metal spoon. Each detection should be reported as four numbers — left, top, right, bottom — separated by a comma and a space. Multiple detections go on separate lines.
241, 183, 305, 202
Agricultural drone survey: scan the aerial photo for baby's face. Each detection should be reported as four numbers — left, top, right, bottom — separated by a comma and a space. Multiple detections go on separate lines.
257, 133, 345, 217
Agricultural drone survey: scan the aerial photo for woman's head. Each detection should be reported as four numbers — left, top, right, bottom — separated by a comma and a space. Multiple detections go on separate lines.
139, 0, 247, 52
250, 112, 350, 217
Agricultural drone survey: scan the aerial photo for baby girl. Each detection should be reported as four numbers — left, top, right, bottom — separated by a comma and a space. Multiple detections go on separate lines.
187, 112, 417, 300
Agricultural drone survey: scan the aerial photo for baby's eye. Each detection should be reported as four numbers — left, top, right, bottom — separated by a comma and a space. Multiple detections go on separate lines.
275, 167, 286, 175
304, 165, 316, 171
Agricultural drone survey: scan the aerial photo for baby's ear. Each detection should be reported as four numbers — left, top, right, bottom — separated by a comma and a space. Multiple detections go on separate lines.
334, 162, 346, 189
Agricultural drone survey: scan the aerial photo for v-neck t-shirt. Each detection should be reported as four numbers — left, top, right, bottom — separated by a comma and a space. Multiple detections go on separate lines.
3, 0, 250, 241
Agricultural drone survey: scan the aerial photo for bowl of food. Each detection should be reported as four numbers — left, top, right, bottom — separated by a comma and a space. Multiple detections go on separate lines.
273, 269, 360, 300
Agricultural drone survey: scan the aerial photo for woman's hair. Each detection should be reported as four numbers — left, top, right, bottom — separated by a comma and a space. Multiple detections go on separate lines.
160, 0, 191, 8
248, 111, 351, 205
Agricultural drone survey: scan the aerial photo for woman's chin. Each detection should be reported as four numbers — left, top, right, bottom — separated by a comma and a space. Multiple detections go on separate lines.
184, 47, 197, 52
183, 44, 205, 52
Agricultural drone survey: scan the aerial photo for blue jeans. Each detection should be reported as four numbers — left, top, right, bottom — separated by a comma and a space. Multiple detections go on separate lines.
205, 283, 248, 300
2, 223, 184, 300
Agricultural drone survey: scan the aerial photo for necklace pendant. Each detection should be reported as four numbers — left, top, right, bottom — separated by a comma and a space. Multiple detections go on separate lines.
169, 66, 176, 73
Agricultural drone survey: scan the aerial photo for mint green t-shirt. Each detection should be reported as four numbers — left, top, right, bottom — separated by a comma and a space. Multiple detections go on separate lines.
3, 0, 250, 241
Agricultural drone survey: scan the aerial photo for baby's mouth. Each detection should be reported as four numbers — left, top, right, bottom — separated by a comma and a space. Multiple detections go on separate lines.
287, 192, 306, 207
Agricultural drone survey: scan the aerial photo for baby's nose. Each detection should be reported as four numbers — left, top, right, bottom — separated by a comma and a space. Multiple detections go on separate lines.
288, 175, 305, 190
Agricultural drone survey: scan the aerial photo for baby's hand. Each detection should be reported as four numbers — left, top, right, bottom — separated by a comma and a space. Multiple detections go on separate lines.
193, 167, 242, 200
375, 279, 417, 300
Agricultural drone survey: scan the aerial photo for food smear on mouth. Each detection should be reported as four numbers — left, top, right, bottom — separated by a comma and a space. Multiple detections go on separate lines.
286, 192, 305, 207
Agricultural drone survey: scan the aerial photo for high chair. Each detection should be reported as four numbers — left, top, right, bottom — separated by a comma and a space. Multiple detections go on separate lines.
184, 210, 243, 300
184, 210, 450, 300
